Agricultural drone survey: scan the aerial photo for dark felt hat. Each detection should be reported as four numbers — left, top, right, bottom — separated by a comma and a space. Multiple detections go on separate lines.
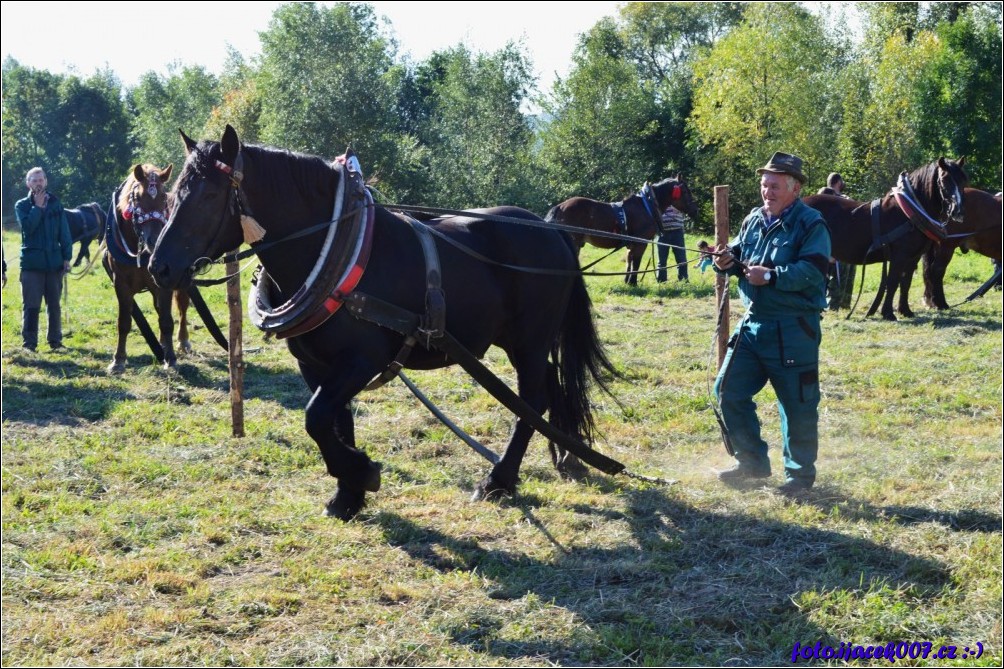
756, 152, 807, 184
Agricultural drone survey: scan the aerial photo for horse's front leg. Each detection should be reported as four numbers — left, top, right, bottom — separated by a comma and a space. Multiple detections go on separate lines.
155, 287, 178, 368
472, 353, 548, 501
175, 290, 192, 354
300, 360, 383, 521
108, 271, 133, 374
897, 260, 918, 318
624, 244, 641, 286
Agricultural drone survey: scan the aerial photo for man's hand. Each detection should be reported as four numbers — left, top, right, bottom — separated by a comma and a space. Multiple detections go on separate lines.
713, 244, 735, 270
32, 189, 47, 208
744, 264, 773, 286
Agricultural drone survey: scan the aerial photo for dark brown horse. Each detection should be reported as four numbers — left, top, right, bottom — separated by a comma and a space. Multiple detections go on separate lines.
545, 176, 699, 285
103, 163, 191, 373
802, 157, 969, 320
65, 202, 104, 267
923, 188, 1002, 309
150, 125, 619, 521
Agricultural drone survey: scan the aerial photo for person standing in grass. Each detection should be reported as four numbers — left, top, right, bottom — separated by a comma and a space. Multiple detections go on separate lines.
712, 152, 831, 496
14, 167, 71, 352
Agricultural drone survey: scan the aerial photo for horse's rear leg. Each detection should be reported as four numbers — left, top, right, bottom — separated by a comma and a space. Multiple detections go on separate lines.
624, 246, 641, 286
175, 290, 192, 354
472, 352, 548, 501
300, 361, 383, 521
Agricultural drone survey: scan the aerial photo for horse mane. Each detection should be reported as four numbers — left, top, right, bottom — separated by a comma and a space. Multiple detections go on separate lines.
904, 161, 942, 201
177, 140, 337, 206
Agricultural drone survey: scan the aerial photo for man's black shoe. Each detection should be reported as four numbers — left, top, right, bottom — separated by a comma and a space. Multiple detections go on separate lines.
717, 464, 771, 483
777, 479, 813, 496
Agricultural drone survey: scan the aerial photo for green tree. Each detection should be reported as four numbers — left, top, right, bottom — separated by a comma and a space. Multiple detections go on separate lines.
2, 60, 131, 216
916, 9, 1002, 188
538, 18, 662, 201
690, 3, 842, 223
128, 64, 220, 171
255, 2, 418, 199
411, 44, 544, 210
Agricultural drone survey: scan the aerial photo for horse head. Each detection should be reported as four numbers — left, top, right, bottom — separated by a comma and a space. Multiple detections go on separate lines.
936, 156, 968, 224
653, 175, 699, 220
151, 126, 247, 290
119, 163, 173, 255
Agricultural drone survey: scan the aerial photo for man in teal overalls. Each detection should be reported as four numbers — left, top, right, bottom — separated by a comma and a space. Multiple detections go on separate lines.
712, 152, 831, 495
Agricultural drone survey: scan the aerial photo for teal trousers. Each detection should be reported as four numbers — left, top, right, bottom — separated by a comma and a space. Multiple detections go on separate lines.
713, 315, 821, 484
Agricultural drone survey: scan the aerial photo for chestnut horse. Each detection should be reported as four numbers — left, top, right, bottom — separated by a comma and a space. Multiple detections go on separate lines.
545, 176, 699, 285
802, 157, 969, 320
103, 163, 191, 373
922, 188, 1002, 309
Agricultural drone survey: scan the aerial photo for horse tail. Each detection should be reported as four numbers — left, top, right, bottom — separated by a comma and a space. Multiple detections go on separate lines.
547, 275, 620, 445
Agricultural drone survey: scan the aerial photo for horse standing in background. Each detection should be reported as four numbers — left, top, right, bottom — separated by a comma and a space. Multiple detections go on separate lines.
922, 188, 1002, 310
65, 202, 104, 267
103, 163, 192, 373
546, 176, 699, 286
802, 157, 969, 320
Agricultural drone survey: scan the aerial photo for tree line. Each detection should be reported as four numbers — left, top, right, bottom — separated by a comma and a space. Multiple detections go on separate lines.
3, 2, 1001, 232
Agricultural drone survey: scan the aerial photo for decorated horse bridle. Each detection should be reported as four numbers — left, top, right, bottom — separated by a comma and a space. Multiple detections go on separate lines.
110, 173, 171, 265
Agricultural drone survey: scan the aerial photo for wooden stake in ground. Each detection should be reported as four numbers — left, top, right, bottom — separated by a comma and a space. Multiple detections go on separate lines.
226, 253, 245, 437
714, 185, 730, 370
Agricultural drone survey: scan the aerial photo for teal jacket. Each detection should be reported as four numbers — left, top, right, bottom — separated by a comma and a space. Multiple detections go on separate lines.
15, 191, 71, 272
717, 199, 830, 319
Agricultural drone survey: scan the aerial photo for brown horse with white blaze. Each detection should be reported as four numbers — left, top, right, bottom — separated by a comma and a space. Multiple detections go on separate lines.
103, 163, 191, 373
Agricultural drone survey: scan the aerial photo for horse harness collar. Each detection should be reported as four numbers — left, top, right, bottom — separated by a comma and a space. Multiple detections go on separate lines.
246, 153, 375, 339
892, 172, 949, 242
864, 171, 954, 257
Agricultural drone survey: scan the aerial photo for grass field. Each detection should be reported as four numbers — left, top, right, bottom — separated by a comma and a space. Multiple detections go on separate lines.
2, 232, 1001, 666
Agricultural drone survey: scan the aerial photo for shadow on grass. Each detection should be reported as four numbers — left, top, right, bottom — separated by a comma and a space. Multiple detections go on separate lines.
800, 488, 1001, 532
372, 484, 954, 665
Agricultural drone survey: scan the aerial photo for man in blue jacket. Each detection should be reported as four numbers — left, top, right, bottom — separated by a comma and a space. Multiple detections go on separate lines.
15, 167, 72, 351
712, 152, 831, 495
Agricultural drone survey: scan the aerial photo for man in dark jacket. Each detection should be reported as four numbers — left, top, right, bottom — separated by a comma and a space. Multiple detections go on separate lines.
712, 152, 831, 495
15, 167, 72, 351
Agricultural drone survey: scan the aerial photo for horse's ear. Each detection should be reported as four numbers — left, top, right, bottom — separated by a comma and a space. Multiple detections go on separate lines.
957, 155, 966, 167
160, 164, 173, 183
180, 129, 197, 155
221, 124, 241, 165
133, 164, 145, 183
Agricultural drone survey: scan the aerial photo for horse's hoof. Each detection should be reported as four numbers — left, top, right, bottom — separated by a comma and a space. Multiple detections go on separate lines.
900, 310, 915, 318
555, 453, 589, 481
362, 460, 382, 493
163, 358, 177, 370
180, 340, 192, 355
107, 360, 126, 375
324, 487, 366, 521
882, 313, 897, 321
470, 474, 514, 502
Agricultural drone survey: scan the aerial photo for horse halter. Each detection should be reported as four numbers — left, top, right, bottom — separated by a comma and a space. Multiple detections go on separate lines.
185, 151, 248, 276
122, 174, 169, 255
936, 165, 965, 223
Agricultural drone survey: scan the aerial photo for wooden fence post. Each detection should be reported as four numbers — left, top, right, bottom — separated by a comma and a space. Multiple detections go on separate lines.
226, 253, 245, 437
714, 186, 730, 370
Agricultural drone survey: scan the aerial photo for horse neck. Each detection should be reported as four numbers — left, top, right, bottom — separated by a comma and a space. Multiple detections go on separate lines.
905, 164, 944, 219
242, 149, 341, 296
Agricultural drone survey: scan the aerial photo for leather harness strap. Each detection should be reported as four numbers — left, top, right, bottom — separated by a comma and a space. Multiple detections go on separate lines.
361, 216, 447, 391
